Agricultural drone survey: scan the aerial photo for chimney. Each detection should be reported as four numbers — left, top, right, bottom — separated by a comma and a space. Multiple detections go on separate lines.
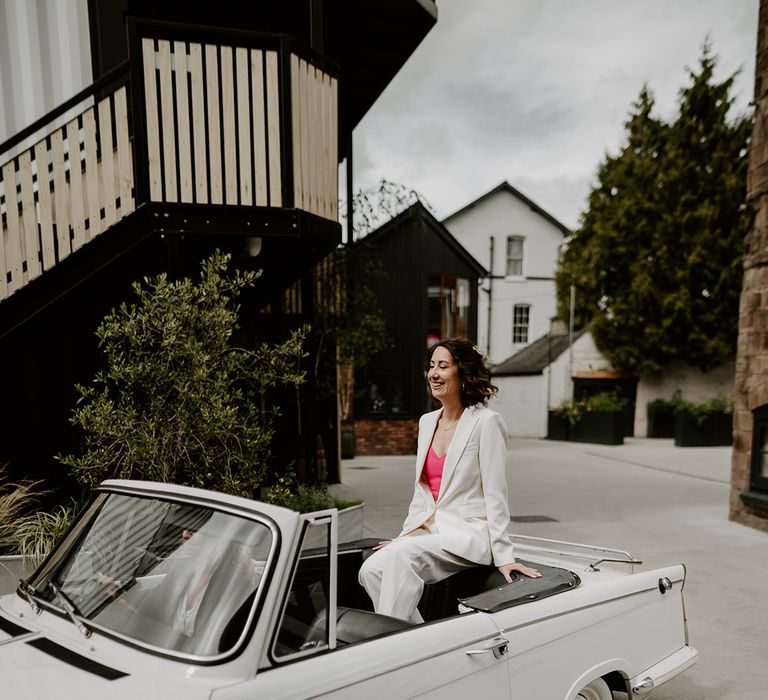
549, 316, 568, 336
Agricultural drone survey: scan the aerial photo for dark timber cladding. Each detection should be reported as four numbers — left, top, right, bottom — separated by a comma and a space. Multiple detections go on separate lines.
355, 202, 486, 420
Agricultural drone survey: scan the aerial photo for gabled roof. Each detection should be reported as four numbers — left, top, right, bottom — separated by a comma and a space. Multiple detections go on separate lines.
492, 325, 588, 376
442, 181, 571, 236
361, 200, 487, 277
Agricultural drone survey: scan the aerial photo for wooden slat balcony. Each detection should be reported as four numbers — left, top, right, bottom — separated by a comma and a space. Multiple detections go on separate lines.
0, 20, 339, 305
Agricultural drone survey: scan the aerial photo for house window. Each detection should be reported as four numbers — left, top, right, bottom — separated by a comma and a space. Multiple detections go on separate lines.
512, 304, 530, 344
750, 405, 768, 493
506, 236, 524, 277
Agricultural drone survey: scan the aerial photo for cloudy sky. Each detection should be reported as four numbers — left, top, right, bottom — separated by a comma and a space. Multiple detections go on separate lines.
351, 0, 759, 231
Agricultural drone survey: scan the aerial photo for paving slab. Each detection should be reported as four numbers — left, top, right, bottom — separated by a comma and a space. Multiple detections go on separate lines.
331, 437, 768, 700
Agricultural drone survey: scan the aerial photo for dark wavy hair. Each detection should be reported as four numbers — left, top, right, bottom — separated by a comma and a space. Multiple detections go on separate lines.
426, 337, 498, 407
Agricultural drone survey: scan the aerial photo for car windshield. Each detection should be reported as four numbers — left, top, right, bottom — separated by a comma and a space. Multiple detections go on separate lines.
31, 491, 274, 658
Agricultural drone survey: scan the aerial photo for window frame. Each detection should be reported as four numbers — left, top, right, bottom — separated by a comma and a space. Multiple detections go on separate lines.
750, 405, 768, 494
506, 236, 525, 278
426, 274, 471, 342
269, 510, 338, 663
512, 303, 531, 345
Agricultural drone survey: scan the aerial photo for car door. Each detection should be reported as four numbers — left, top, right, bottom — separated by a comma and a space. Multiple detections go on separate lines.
247, 613, 514, 700
214, 513, 512, 700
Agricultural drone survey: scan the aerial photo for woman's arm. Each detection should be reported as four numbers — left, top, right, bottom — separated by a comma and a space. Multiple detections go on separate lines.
478, 412, 540, 579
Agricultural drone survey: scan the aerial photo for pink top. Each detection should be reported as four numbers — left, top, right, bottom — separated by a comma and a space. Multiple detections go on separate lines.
422, 446, 446, 501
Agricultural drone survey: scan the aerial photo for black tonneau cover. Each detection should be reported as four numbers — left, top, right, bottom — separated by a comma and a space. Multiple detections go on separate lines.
457, 560, 580, 613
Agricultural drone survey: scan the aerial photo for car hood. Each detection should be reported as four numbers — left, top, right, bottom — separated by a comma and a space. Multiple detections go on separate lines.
0, 626, 210, 700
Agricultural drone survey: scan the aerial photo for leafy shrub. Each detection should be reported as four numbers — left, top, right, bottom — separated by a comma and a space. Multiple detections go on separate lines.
552, 400, 582, 426
264, 471, 361, 513
670, 390, 734, 425
583, 391, 629, 413
552, 390, 628, 426
647, 396, 676, 415
57, 251, 308, 498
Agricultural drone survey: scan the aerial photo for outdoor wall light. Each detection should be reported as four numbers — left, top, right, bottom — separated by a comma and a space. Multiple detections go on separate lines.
246, 236, 263, 257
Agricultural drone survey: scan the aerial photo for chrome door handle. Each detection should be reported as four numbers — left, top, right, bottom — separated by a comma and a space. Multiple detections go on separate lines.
466, 636, 509, 659
633, 677, 655, 695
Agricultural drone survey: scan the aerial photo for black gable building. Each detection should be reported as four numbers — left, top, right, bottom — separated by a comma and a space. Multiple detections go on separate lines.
351, 201, 486, 455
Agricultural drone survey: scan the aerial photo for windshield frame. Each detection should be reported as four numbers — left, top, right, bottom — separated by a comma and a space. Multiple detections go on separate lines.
25, 484, 282, 665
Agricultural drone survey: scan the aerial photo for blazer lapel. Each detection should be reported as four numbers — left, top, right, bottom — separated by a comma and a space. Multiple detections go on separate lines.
415, 408, 442, 479
437, 405, 480, 502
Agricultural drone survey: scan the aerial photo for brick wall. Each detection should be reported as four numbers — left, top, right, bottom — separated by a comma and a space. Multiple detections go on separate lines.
731, 0, 768, 532
354, 418, 418, 455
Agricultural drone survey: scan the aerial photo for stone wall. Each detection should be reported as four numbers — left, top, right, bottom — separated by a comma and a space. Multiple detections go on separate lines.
354, 418, 418, 455
731, 0, 768, 532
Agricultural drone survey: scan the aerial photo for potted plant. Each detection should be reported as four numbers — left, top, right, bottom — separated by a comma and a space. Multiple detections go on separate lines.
548, 392, 628, 445
673, 394, 734, 447
547, 401, 578, 440
264, 471, 364, 542
0, 471, 75, 595
646, 396, 677, 438
568, 391, 628, 445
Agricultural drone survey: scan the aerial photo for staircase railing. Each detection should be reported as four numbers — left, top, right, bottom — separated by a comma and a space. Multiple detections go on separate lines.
0, 20, 339, 304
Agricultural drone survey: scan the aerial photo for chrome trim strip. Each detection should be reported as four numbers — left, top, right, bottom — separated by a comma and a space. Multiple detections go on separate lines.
0, 631, 41, 647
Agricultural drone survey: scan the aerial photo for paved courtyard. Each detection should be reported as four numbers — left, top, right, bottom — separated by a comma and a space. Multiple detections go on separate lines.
332, 437, 768, 700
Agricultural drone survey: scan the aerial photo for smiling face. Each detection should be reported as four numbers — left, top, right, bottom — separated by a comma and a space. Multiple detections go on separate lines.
428, 345, 462, 406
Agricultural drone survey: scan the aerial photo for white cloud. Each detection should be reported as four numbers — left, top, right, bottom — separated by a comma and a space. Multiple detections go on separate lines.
353, 0, 758, 229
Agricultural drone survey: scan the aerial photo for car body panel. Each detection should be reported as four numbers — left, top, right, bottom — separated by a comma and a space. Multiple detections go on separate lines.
219, 612, 510, 700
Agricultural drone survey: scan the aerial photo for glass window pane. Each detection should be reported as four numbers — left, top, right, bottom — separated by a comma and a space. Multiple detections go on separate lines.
513, 304, 530, 344
508, 237, 523, 256
507, 237, 524, 276
39, 494, 272, 658
760, 429, 768, 479
275, 520, 331, 658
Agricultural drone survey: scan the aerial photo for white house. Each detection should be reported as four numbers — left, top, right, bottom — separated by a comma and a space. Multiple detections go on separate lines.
442, 181, 570, 365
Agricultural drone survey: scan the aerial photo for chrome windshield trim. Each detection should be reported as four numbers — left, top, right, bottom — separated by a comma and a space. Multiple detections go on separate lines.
0, 631, 42, 647
29, 487, 282, 665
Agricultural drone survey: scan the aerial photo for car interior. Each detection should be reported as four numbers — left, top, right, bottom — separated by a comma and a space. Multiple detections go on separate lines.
272, 538, 581, 657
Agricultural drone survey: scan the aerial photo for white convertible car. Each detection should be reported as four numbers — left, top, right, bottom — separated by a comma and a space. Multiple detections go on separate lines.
0, 480, 697, 699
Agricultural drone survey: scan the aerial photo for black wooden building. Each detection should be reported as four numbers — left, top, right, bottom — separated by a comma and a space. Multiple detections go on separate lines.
352, 201, 486, 455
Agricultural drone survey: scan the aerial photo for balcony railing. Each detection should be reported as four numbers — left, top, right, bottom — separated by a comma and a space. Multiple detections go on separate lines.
0, 21, 339, 304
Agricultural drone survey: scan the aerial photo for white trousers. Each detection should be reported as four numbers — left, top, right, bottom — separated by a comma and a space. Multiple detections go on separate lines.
358, 531, 476, 623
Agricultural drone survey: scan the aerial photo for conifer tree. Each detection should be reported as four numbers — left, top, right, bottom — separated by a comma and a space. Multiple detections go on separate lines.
556, 44, 752, 374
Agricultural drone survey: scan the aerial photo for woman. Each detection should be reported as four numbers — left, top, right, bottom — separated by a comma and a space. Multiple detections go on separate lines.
358, 337, 540, 624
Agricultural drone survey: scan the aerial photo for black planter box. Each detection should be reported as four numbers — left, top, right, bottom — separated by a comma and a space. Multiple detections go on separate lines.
647, 407, 676, 438
570, 411, 624, 445
674, 411, 733, 447
547, 411, 570, 441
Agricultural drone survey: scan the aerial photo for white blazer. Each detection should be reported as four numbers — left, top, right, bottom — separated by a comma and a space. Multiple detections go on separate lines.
398, 404, 516, 566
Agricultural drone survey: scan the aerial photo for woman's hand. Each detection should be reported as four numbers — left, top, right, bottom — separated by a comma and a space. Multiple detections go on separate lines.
498, 561, 541, 583
372, 540, 392, 551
